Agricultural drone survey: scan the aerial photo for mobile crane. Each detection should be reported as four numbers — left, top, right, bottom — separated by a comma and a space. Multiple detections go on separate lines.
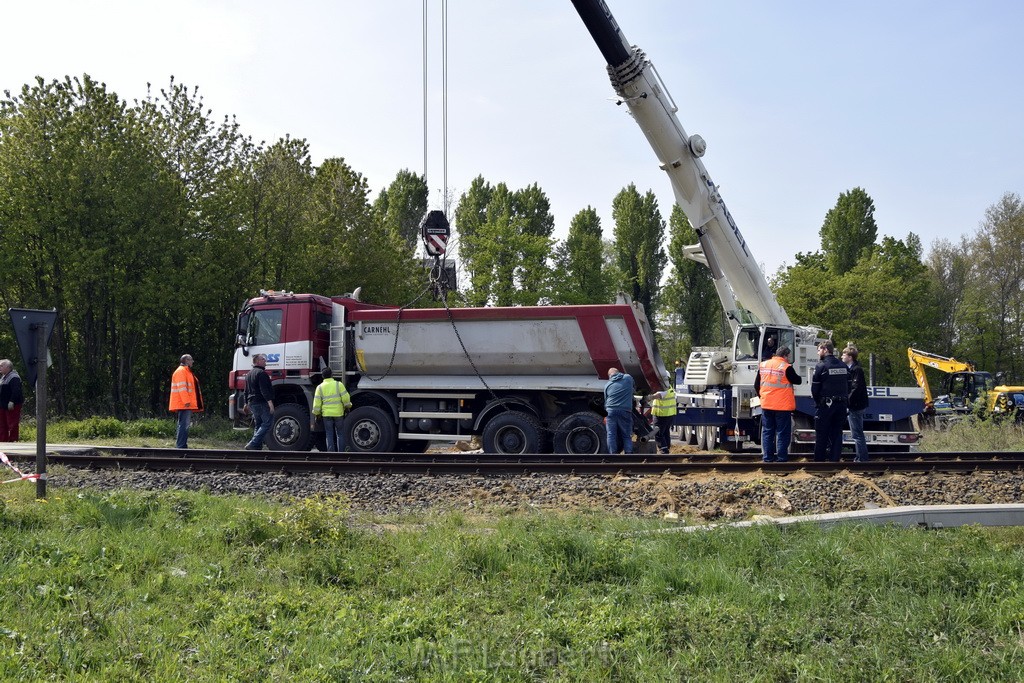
570, 0, 924, 451
908, 348, 1024, 426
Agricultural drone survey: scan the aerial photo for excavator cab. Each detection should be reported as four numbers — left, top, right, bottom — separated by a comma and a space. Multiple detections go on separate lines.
942, 371, 995, 408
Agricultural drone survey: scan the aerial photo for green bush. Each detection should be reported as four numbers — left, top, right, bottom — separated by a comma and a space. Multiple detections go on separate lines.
124, 418, 175, 438
63, 417, 126, 439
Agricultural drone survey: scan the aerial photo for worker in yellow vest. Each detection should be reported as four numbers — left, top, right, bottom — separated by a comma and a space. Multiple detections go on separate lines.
312, 367, 352, 452
650, 375, 677, 454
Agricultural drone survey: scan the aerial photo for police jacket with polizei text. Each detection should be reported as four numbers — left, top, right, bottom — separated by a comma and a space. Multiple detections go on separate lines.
811, 354, 851, 404
847, 360, 869, 411
604, 372, 635, 412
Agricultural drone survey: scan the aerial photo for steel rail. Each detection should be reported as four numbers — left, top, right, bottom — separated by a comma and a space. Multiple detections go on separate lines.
24, 447, 1024, 477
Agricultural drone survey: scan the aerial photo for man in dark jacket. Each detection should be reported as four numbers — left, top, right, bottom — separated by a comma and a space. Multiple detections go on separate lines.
244, 354, 276, 450
811, 341, 850, 462
0, 359, 24, 442
842, 344, 870, 462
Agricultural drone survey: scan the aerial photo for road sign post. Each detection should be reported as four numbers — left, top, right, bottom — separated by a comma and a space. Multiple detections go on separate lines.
8, 308, 57, 499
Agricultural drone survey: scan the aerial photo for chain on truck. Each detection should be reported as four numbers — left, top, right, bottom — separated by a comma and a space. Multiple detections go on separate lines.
228, 217, 667, 453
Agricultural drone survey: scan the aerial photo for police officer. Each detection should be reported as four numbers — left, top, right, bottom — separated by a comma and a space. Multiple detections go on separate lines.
650, 374, 677, 454
811, 340, 851, 462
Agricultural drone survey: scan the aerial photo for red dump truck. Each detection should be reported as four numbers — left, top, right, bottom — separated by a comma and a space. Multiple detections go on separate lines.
228, 290, 667, 453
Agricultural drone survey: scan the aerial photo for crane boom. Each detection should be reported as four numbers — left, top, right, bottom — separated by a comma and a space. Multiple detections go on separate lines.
570, 0, 790, 328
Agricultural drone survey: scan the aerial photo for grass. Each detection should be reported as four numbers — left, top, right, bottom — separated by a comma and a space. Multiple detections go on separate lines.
0, 486, 1022, 680
17, 415, 249, 449
917, 416, 1024, 452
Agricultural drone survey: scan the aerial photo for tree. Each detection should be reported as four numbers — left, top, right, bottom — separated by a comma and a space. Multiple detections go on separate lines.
242, 136, 315, 289
137, 77, 253, 416
657, 204, 722, 361
453, 178, 554, 306
775, 233, 937, 385
549, 207, 612, 305
924, 237, 971, 354
820, 187, 878, 275
611, 184, 667, 321
963, 192, 1024, 379
372, 169, 429, 249
306, 158, 424, 305
0, 75, 183, 416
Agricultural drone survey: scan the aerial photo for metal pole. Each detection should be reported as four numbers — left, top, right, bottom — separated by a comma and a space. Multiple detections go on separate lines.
34, 323, 47, 499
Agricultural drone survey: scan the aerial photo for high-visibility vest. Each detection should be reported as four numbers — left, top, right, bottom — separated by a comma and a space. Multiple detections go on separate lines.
169, 365, 200, 412
313, 378, 351, 418
759, 356, 795, 411
652, 388, 677, 417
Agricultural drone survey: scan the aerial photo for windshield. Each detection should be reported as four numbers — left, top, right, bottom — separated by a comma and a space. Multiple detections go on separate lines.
248, 308, 283, 346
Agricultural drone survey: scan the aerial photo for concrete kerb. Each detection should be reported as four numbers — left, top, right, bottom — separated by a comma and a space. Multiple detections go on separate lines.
664, 504, 1024, 533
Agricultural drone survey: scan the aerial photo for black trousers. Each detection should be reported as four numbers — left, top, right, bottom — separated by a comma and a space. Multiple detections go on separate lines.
813, 399, 847, 461
653, 415, 674, 452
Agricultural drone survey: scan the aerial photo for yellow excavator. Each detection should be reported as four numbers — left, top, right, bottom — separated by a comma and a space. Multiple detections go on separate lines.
907, 348, 1024, 425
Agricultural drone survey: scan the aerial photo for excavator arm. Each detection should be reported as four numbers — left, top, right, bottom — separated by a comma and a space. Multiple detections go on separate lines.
907, 347, 975, 410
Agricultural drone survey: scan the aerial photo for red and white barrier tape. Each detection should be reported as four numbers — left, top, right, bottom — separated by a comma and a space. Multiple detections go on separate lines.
0, 451, 39, 484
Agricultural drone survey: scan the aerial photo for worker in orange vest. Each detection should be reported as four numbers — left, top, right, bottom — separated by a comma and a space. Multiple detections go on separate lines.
169, 354, 203, 448
754, 346, 802, 463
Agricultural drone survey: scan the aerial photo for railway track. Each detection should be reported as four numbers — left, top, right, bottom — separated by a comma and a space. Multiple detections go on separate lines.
9, 446, 1024, 477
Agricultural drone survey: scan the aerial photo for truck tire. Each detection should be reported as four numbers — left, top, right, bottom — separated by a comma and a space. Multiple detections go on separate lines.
695, 425, 709, 451
268, 404, 311, 451
482, 412, 541, 455
552, 412, 607, 455
347, 406, 398, 453
682, 425, 697, 446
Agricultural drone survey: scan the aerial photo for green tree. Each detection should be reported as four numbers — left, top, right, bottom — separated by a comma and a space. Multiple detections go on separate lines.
924, 237, 971, 355
776, 234, 936, 384
372, 169, 429, 249
0, 75, 181, 416
820, 187, 878, 275
611, 184, 667, 321
137, 77, 253, 415
963, 192, 1024, 379
549, 207, 612, 305
657, 204, 722, 360
454, 179, 554, 306
306, 158, 424, 305
240, 136, 315, 290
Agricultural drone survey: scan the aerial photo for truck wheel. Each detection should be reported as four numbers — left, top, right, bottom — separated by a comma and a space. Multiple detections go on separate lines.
268, 404, 311, 451
682, 425, 697, 445
347, 406, 397, 452
482, 412, 541, 455
695, 425, 709, 450
552, 412, 607, 455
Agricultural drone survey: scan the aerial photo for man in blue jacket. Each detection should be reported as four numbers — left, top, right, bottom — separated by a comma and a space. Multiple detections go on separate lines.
604, 367, 635, 455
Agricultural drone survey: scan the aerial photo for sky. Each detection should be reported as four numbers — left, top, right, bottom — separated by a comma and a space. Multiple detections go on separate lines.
4, 1, 1024, 277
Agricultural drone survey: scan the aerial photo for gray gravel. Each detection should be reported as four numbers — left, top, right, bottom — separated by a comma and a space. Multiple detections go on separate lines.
44, 466, 1024, 521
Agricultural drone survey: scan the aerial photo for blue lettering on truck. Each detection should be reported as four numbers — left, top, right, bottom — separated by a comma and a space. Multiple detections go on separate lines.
867, 387, 896, 397
266, 353, 281, 363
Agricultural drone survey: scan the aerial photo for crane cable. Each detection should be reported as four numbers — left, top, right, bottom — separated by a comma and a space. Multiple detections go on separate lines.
422, 0, 449, 213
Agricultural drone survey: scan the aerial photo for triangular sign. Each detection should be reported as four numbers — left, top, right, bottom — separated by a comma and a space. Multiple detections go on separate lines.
8, 308, 57, 387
